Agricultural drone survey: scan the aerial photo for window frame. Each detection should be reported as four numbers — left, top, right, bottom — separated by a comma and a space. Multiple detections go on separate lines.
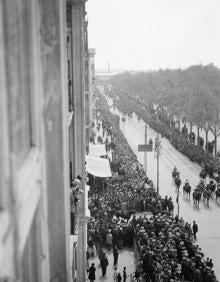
15, 0, 42, 256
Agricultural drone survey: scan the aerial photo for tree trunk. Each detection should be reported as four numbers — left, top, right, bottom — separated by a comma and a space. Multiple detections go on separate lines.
190, 121, 192, 133
215, 126, 217, 158
205, 130, 208, 152
197, 125, 200, 145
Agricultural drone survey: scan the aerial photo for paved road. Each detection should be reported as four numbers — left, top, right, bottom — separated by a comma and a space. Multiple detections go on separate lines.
110, 105, 220, 280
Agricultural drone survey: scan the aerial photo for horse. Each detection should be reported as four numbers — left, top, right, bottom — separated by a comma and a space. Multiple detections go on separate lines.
207, 181, 216, 194
172, 169, 180, 179
197, 180, 205, 192
203, 188, 212, 207
183, 183, 191, 200
213, 171, 220, 183
175, 176, 181, 193
193, 190, 202, 207
199, 169, 207, 184
215, 188, 220, 204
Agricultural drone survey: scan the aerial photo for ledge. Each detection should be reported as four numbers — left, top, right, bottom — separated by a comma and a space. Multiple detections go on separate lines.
17, 147, 41, 206
17, 148, 41, 255
0, 210, 10, 266
67, 0, 87, 6
70, 234, 78, 246
68, 111, 74, 126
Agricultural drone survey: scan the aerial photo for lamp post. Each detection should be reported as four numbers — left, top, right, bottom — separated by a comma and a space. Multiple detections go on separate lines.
144, 125, 148, 174
176, 192, 180, 219
155, 133, 161, 195
138, 125, 153, 175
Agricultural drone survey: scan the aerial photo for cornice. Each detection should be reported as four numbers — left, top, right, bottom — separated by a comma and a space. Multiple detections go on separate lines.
67, 0, 87, 5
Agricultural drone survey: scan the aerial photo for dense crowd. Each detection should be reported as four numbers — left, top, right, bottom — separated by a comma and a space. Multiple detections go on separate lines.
107, 87, 220, 178
133, 214, 216, 282
87, 92, 217, 282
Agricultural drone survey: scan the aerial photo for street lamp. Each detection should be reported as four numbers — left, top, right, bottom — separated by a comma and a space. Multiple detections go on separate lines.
138, 125, 153, 175
155, 133, 162, 195
176, 192, 180, 219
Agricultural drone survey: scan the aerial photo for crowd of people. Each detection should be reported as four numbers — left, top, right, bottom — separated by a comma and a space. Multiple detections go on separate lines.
133, 213, 216, 282
107, 87, 220, 179
86, 91, 217, 282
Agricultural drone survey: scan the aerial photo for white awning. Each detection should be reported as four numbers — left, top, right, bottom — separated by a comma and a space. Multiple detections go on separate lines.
89, 144, 106, 157
86, 155, 112, 178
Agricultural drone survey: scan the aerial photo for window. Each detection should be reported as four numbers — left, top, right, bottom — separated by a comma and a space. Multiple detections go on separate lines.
67, 29, 74, 112
0, 0, 41, 256
0, 1, 8, 208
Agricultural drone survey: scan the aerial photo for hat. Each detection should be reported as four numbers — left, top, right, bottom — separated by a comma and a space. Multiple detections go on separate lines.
76, 175, 82, 181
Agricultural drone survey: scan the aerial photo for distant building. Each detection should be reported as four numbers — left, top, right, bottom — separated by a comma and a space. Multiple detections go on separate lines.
0, 0, 91, 281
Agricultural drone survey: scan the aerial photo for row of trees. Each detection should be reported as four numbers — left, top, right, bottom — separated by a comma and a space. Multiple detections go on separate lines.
110, 64, 220, 156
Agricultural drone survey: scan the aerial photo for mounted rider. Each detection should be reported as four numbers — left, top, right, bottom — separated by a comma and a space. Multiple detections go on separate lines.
183, 179, 191, 189
197, 180, 205, 191
207, 180, 216, 194
199, 168, 207, 183
175, 174, 181, 190
172, 166, 180, 178
183, 179, 191, 199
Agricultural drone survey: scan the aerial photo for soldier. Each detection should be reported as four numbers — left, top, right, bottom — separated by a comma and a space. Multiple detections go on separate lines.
100, 253, 109, 277
113, 247, 119, 266
193, 221, 198, 240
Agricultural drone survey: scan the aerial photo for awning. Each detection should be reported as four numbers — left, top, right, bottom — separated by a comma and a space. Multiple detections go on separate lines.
89, 144, 106, 157
86, 155, 112, 178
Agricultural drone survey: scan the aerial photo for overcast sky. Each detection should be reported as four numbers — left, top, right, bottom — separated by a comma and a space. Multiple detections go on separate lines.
86, 0, 220, 71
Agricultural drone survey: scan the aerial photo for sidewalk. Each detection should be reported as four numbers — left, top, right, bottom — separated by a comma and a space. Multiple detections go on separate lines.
88, 248, 136, 281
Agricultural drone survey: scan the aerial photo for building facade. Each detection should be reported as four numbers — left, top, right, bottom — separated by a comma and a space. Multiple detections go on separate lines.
88, 48, 96, 126
0, 0, 90, 281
